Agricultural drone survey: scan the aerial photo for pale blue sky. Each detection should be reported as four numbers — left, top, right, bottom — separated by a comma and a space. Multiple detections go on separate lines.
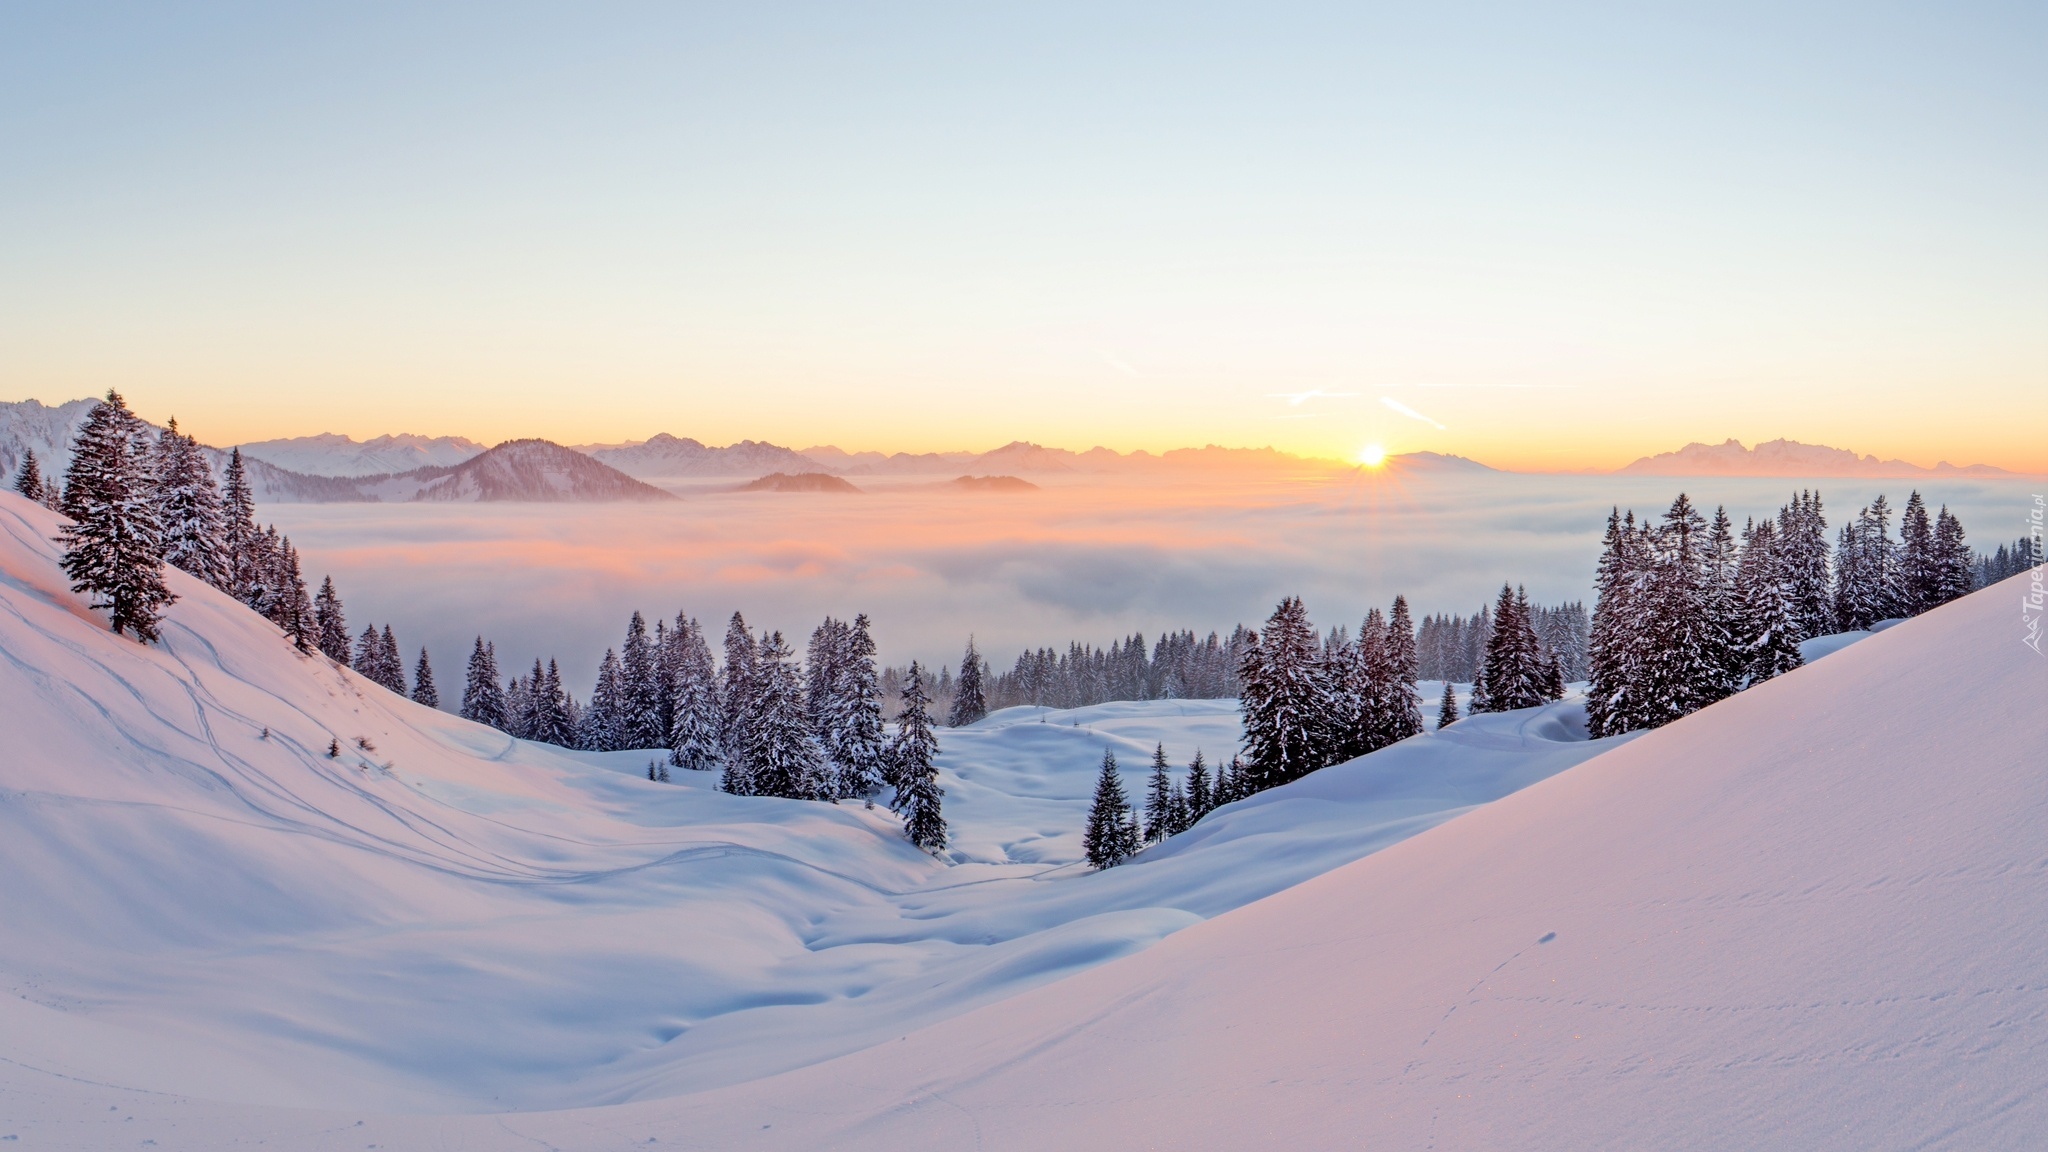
2, 2, 2042, 468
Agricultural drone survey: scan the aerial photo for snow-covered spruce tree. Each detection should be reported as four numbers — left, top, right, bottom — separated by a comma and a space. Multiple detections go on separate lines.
948, 637, 988, 727
1703, 505, 1743, 698
412, 648, 439, 708
1436, 680, 1459, 729
1384, 596, 1424, 743
1932, 507, 1972, 607
1777, 491, 1834, 643
1586, 508, 1644, 738
1081, 750, 1139, 869
1834, 496, 1900, 632
275, 540, 315, 651
887, 661, 943, 839
152, 421, 229, 589
1899, 492, 1937, 617
1142, 743, 1175, 843
1474, 584, 1554, 714
1166, 780, 1190, 836
751, 630, 831, 799
583, 649, 627, 753
57, 392, 176, 642
889, 662, 947, 851
533, 659, 575, 746
219, 448, 264, 606
1184, 751, 1212, 822
460, 637, 508, 730
619, 611, 663, 750
1637, 494, 1728, 728
1237, 596, 1337, 794
12, 448, 45, 503
1211, 756, 1235, 807
667, 617, 725, 773
1735, 517, 1804, 685
243, 525, 283, 619
313, 577, 350, 663
719, 612, 759, 783
808, 614, 887, 799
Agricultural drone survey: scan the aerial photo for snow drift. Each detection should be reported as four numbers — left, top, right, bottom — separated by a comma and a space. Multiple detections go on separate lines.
0, 486, 2039, 1149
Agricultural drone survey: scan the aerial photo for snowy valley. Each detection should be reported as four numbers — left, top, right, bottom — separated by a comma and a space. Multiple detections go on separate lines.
3, 472, 2045, 1148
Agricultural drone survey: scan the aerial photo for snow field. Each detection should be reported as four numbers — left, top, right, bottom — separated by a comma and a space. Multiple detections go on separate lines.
0, 491, 1617, 1122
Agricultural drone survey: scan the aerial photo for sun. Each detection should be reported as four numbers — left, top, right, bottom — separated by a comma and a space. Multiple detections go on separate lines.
1356, 443, 1387, 468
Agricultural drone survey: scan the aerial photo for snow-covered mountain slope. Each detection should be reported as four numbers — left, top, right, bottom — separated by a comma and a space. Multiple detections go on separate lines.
1, 396, 387, 503
1621, 437, 2014, 477
590, 569, 2042, 1151
14, 564, 2023, 1149
0, 489, 1623, 1143
580, 433, 819, 479
236, 431, 487, 476
359, 438, 676, 502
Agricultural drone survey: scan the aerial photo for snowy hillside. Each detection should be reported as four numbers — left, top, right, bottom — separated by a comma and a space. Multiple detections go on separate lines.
581, 433, 819, 478
359, 438, 677, 502
3, 487, 2040, 1148
1622, 437, 2013, 477
0, 488, 1619, 1131
236, 431, 487, 476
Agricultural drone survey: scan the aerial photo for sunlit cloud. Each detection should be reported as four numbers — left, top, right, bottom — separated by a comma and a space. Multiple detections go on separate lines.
1381, 396, 1447, 430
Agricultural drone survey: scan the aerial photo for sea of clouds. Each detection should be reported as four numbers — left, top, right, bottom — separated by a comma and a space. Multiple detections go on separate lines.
264, 471, 2044, 692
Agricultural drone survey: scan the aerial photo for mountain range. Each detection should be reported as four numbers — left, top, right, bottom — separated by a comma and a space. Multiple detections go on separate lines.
1620, 438, 2012, 477
3, 397, 2027, 498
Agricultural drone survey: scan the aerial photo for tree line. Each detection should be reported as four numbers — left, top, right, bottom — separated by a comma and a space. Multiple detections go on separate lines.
1587, 490, 1974, 738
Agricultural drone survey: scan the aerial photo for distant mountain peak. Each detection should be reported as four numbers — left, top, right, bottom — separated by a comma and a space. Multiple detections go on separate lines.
1620, 438, 2010, 478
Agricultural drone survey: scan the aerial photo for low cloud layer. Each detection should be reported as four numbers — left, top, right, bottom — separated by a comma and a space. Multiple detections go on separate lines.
265, 474, 2042, 692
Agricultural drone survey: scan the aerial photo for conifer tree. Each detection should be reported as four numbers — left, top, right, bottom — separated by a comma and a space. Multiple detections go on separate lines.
584, 649, 626, 752
219, 448, 263, 607
313, 577, 350, 663
355, 624, 382, 679
890, 662, 947, 851
1475, 584, 1553, 713
1142, 743, 1175, 843
152, 421, 229, 589
1384, 595, 1423, 742
719, 612, 758, 776
1587, 508, 1648, 738
412, 648, 439, 708
460, 637, 508, 730
619, 611, 663, 749
1637, 495, 1725, 727
1166, 781, 1190, 836
275, 540, 314, 651
751, 630, 831, 799
1437, 681, 1459, 729
533, 659, 574, 745
1899, 491, 1937, 616
1081, 750, 1139, 869
949, 637, 988, 726
1184, 750, 1212, 821
1703, 505, 1742, 697
1237, 596, 1337, 793
12, 448, 45, 503
667, 617, 725, 772
887, 661, 943, 838
1777, 491, 1833, 642
1212, 755, 1236, 807
1735, 517, 1804, 685
1932, 507, 1972, 607
57, 391, 175, 641
807, 614, 887, 798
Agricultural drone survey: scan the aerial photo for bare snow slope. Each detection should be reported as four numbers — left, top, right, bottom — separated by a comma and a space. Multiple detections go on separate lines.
29, 563, 2030, 1148
0, 490, 1624, 1141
